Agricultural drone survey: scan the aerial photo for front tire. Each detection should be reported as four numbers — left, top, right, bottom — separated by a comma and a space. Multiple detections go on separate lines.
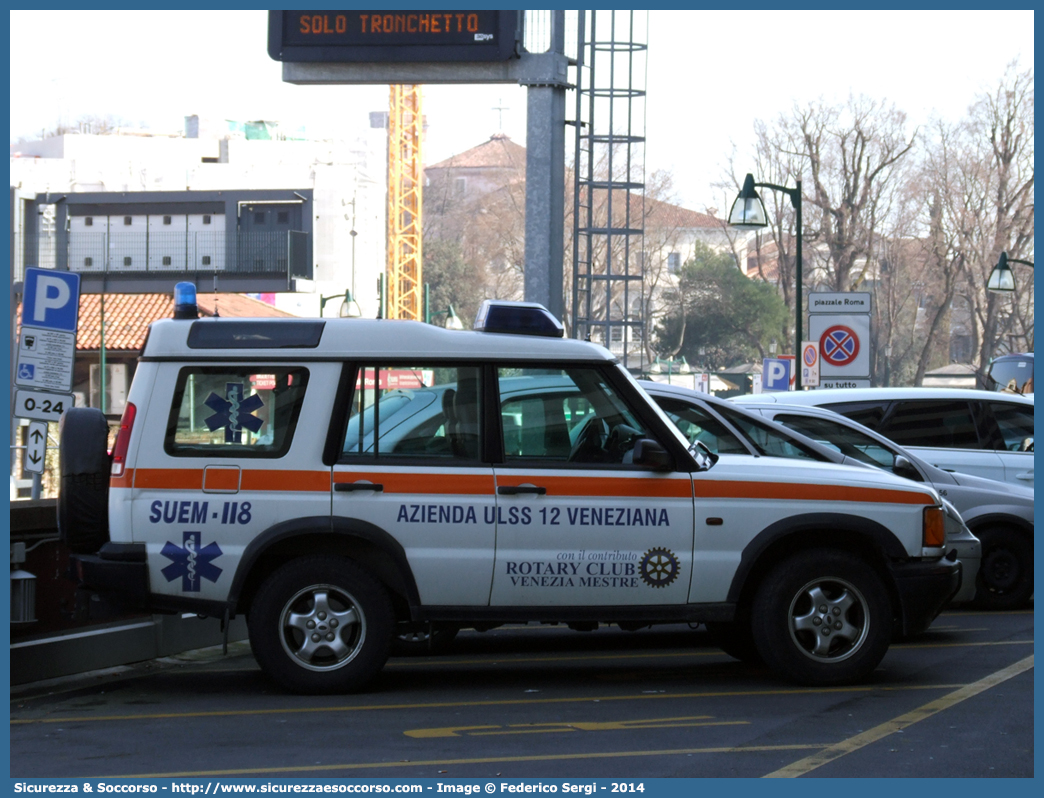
249, 556, 393, 694
973, 527, 1033, 610
752, 551, 892, 685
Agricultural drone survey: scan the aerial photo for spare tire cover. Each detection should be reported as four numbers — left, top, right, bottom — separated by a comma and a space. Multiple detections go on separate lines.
57, 407, 112, 554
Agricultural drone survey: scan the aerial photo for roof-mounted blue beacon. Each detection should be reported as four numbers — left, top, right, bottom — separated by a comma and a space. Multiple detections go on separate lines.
473, 300, 564, 338
173, 282, 199, 320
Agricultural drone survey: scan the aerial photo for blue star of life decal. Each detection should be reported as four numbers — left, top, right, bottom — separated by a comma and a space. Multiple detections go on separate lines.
161, 531, 223, 592
204, 382, 265, 443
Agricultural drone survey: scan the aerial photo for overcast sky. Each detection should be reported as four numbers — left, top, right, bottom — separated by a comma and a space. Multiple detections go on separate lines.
9, 9, 1034, 210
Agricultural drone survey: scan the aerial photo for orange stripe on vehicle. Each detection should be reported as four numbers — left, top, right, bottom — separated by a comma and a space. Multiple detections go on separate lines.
132, 469, 331, 492
334, 472, 495, 495
693, 480, 934, 505
133, 469, 204, 490
241, 470, 331, 492
497, 475, 693, 499
110, 470, 134, 489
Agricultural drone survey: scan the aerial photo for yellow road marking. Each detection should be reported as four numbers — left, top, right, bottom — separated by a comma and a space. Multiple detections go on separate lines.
763, 654, 1034, 778
108, 744, 830, 779
10, 682, 964, 725
405, 715, 744, 737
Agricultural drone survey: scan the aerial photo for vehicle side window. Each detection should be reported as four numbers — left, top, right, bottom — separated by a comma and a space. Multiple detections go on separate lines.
880, 401, 980, 449
343, 365, 482, 460
714, 405, 821, 461
165, 366, 308, 457
654, 398, 749, 455
775, 414, 899, 471
497, 367, 650, 466
988, 402, 1034, 451
822, 401, 890, 431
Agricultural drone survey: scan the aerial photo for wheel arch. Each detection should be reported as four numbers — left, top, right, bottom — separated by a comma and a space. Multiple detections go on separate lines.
965, 512, 1034, 540
727, 513, 907, 619
228, 516, 421, 621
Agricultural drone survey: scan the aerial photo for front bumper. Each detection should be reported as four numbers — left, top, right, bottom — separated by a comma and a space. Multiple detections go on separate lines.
890, 558, 962, 637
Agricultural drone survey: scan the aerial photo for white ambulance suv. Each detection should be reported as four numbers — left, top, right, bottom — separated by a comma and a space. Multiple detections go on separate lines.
59, 291, 960, 693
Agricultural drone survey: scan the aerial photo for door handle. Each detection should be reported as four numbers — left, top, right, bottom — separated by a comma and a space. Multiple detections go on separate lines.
1016, 472, 1033, 480
497, 485, 547, 495
335, 482, 384, 492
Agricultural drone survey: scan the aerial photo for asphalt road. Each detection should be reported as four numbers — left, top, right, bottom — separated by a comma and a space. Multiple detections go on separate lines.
10, 608, 1033, 780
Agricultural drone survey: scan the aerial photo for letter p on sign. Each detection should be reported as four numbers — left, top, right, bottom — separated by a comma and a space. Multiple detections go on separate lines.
22, 268, 80, 333
762, 357, 791, 392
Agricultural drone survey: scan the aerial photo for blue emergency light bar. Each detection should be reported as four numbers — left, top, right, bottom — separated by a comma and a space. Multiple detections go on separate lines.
473, 300, 564, 338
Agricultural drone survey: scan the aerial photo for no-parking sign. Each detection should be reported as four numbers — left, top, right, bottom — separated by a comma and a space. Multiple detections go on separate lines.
809, 314, 870, 379
801, 341, 820, 387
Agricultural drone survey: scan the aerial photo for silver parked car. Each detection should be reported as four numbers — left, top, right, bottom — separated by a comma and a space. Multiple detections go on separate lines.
735, 387, 1034, 489
738, 400, 1032, 609
640, 382, 980, 606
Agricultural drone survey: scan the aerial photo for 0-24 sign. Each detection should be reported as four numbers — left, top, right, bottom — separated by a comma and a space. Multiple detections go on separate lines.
15, 389, 75, 423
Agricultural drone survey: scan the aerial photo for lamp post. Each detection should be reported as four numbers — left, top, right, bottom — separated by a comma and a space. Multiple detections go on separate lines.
319, 290, 363, 318
987, 251, 1034, 293
427, 303, 464, 330
729, 173, 803, 389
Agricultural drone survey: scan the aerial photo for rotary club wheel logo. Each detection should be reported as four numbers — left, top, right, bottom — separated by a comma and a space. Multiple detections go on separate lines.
640, 547, 680, 588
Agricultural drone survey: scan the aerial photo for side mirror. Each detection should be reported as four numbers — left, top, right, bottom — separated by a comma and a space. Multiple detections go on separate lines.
892, 454, 920, 481
632, 437, 673, 471
1020, 437, 1034, 452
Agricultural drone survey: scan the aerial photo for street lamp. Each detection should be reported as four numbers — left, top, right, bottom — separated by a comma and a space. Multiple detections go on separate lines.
427, 304, 464, 330
319, 290, 363, 318
986, 251, 1034, 293
729, 173, 803, 389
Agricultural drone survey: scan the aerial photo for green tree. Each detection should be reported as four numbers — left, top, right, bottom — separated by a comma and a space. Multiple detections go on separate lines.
422, 239, 488, 330
656, 241, 790, 369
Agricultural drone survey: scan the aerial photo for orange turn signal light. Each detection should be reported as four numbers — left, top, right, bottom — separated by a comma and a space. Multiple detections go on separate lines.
923, 506, 945, 547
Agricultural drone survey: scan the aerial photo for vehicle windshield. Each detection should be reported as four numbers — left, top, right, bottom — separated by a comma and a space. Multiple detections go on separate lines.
714, 404, 822, 460
772, 413, 902, 472
988, 356, 1033, 395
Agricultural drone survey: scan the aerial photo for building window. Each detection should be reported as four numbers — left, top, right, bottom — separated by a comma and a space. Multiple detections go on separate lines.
162, 256, 172, 266
124, 257, 132, 266
123, 216, 132, 226
667, 252, 681, 273
277, 211, 289, 224
84, 257, 93, 267
454, 177, 467, 196
163, 215, 172, 225
255, 259, 265, 270
84, 217, 93, 227
203, 215, 211, 225
202, 256, 212, 266
254, 212, 265, 224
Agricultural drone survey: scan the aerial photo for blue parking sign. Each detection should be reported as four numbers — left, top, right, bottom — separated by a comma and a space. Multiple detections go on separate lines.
22, 268, 80, 333
762, 357, 792, 392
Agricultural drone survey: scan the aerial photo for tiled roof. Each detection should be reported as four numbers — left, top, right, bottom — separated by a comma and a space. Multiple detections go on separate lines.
18, 292, 294, 352
427, 133, 527, 170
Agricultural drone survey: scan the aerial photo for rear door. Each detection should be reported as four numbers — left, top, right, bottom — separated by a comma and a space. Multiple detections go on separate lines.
332, 363, 497, 607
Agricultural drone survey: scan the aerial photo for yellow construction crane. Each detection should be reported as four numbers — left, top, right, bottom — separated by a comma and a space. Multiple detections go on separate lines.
385, 84, 423, 320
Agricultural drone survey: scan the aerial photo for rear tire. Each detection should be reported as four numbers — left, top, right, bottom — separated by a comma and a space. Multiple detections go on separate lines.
752, 550, 892, 685
973, 527, 1033, 610
249, 556, 393, 694
57, 408, 111, 554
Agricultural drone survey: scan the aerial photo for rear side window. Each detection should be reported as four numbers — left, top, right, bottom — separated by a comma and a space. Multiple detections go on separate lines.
822, 401, 890, 431
166, 367, 308, 457
343, 365, 481, 461
879, 401, 980, 450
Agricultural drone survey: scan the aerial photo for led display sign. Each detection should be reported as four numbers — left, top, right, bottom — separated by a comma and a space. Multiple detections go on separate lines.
268, 10, 519, 62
